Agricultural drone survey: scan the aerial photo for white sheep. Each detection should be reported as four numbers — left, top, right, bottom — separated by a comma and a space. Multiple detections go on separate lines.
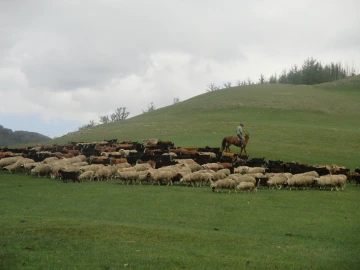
42, 156, 60, 164
210, 179, 237, 193
115, 163, 132, 169
79, 164, 105, 173
300, 170, 319, 177
93, 167, 113, 181
31, 164, 53, 178
217, 168, 231, 177
134, 163, 153, 172
78, 171, 95, 182
22, 162, 41, 175
211, 170, 228, 181
180, 172, 204, 187
228, 174, 257, 185
3, 158, 35, 173
115, 171, 140, 185
247, 167, 266, 174
267, 173, 292, 189
236, 182, 257, 193
146, 170, 175, 186
284, 175, 315, 190
234, 166, 249, 174
0, 156, 23, 168
201, 163, 224, 171
313, 174, 347, 191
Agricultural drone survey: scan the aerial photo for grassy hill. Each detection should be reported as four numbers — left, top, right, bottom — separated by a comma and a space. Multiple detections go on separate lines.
0, 126, 51, 146
32, 75, 360, 170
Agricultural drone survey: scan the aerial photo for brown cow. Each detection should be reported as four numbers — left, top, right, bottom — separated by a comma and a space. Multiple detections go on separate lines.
110, 158, 128, 165
56, 153, 74, 159
88, 156, 111, 165
63, 149, 81, 156
0, 152, 13, 159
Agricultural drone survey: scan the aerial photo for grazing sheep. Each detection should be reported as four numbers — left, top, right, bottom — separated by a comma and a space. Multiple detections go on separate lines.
119, 149, 138, 157
301, 170, 319, 178
134, 163, 153, 172
284, 175, 315, 190
175, 159, 202, 172
247, 167, 266, 174
210, 179, 237, 193
198, 152, 217, 160
236, 182, 257, 193
146, 170, 175, 186
79, 164, 105, 173
3, 158, 35, 173
180, 172, 204, 187
115, 171, 140, 185
211, 170, 228, 181
114, 162, 132, 169
31, 164, 53, 178
0, 156, 23, 168
22, 162, 41, 175
201, 163, 224, 172
313, 174, 347, 191
42, 156, 60, 164
217, 168, 231, 177
78, 171, 95, 182
234, 166, 249, 174
228, 174, 257, 185
117, 167, 137, 173
93, 167, 113, 181
267, 174, 292, 189
194, 172, 215, 186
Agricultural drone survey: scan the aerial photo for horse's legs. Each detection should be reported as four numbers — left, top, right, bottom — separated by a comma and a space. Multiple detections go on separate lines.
225, 143, 230, 152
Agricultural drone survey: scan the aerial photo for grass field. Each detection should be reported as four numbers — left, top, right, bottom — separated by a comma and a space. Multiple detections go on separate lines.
1, 171, 360, 269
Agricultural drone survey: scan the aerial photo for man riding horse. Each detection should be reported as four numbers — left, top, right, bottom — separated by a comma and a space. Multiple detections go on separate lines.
236, 123, 245, 147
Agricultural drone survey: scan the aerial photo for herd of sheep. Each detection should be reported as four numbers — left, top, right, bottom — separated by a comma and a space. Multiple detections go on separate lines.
0, 152, 351, 193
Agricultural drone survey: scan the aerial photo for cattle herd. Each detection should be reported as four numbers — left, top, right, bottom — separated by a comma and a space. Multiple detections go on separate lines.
0, 138, 359, 192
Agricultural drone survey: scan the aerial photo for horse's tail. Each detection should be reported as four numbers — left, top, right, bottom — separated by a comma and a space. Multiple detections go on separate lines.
221, 138, 226, 151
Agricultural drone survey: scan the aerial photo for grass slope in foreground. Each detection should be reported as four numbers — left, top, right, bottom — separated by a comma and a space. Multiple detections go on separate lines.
0, 172, 360, 269
42, 75, 360, 170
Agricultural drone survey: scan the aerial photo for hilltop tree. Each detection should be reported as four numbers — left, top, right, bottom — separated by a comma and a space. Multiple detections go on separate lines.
258, 74, 266, 84
173, 97, 180, 104
223, 81, 232, 88
78, 120, 96, 131
99, 115, 110, 124
110, 107, 130, 122
206, 83, 221, 92
268, 73, 277, 84
142, 102, 156, 113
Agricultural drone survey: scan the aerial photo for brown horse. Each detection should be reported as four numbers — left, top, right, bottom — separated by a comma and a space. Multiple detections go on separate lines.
221, 134, 249, 155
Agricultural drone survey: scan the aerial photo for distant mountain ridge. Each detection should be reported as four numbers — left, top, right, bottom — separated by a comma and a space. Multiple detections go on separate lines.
0, 125, 51, 146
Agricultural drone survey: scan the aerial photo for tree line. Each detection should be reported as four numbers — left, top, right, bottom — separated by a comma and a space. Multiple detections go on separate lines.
206, 57, 357, 92
77, 98, 181, 132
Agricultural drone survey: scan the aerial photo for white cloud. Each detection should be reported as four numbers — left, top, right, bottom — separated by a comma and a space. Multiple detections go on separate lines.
0, 0, 359, 137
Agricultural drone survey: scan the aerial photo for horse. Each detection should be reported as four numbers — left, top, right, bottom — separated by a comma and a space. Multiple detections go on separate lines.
221, 134, 249, 155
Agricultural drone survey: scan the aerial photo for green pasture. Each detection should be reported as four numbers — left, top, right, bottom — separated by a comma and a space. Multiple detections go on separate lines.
1, 171, 359, 269
38, 75, 360, 170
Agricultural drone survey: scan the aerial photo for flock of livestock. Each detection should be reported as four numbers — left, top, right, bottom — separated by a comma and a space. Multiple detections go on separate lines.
1, 138, 359, 193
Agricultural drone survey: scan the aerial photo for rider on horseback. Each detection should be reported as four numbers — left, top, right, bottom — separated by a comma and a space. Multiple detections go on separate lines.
236, 123, 244, 147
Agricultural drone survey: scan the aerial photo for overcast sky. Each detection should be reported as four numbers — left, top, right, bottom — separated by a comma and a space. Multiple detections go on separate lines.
1, 0, 359, 138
